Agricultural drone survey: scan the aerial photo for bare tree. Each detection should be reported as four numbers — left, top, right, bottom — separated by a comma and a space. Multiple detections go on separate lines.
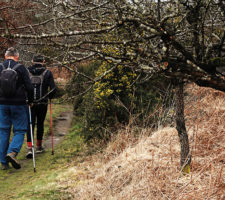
0, 0, 224, 171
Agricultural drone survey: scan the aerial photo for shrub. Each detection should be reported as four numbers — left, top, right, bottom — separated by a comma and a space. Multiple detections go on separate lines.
70, 60, 173, 141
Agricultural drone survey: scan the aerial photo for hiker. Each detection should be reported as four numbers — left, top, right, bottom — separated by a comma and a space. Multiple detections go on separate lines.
26, 55, 56, 158
0, 47, 34, 170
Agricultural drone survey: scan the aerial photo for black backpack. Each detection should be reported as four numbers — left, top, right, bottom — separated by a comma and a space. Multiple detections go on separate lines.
29, 69, 48, 102
0, 62, 21, 97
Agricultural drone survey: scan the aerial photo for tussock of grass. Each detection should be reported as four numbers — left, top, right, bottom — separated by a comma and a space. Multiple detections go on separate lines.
56, 84, 224, 199
1, 84, 224, 199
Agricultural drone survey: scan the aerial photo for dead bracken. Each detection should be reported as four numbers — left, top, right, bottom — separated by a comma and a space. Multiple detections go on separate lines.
57, 83, 225, 200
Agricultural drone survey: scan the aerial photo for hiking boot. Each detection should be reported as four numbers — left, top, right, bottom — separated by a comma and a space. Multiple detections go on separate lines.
26, 148, 33, 159
36, 146, 44, 154
5, 152, 21, 169
1, 163, 9, 170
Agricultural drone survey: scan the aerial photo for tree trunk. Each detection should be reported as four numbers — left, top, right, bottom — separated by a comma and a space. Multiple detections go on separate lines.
174, 81, 191, 173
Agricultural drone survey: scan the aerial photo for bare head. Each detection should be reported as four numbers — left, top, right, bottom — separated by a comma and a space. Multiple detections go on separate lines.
5, 47, 19, 61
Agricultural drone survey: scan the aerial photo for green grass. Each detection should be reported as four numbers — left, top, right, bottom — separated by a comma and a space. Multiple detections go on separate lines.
0, 103, 85, 200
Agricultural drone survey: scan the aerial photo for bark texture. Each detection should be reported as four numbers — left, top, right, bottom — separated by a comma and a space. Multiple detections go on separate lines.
174, 82, 191, 170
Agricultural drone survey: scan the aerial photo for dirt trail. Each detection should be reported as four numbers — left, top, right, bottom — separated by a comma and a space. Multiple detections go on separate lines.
0, 109, 74, 198
43, 110, 73, 149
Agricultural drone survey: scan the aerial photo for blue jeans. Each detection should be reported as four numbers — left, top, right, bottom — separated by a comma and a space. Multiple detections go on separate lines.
0, 105, 28, 165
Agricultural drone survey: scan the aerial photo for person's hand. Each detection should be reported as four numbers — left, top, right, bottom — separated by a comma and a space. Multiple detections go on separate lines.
26, 100, 33, 107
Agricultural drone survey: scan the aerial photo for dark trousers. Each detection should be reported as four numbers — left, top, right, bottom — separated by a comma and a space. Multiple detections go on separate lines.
27, 104, 48, 143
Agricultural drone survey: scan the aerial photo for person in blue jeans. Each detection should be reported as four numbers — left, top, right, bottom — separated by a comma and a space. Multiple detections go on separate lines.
0, 47, 33, 170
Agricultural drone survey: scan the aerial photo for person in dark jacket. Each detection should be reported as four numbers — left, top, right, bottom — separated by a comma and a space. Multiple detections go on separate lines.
26, 55, 56, 158
0, 47, 34, 170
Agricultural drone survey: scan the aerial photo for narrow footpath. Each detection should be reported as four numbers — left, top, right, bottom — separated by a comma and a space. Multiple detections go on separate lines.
0, 106, 74, 199
43, 110, 73, 149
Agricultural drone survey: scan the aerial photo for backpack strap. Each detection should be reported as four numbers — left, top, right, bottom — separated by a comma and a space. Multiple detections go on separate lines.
42, 69, 48, 79
39, 69, 48, 94
0, 63, 5, 70
0, 63, 21, 71
12, 63, 22, 71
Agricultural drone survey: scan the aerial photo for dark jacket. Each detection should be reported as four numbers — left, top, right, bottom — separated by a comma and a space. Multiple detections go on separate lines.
0, 59, 34, 105
28, 64, 56, 103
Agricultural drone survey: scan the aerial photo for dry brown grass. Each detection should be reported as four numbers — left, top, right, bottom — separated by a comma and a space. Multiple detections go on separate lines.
57, 83, 225, 200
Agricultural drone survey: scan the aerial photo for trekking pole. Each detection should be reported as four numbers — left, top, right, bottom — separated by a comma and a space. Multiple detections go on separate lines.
50, 99, 54, 155
28, 105, 36, 172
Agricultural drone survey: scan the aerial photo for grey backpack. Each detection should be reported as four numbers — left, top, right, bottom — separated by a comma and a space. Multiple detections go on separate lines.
29, 69, 48, 102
